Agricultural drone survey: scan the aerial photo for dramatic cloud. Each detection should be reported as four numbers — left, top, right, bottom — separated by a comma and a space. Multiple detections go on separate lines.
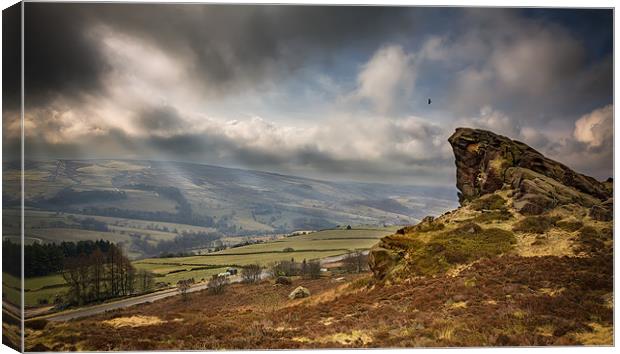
355, 45, 417, 113
574, 104, 613, 149
23, 4, 416, 105
135, 105, 188, 134
16, 5, 613, 185
545, 104, 614, 180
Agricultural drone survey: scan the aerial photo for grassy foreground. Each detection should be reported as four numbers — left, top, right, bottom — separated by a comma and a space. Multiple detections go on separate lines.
25, 250, 612, 350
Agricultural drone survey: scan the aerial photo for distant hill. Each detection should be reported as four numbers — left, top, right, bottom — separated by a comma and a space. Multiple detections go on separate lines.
4, 159, 458, 237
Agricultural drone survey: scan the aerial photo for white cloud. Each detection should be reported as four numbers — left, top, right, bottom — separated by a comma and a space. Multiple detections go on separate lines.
418, 36, 447, 61
355, 44, 417, 113
574, 104, 613, 148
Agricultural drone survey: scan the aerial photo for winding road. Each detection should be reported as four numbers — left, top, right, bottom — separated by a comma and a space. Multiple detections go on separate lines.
31, 276, 238, 322
28, 254, 358, 322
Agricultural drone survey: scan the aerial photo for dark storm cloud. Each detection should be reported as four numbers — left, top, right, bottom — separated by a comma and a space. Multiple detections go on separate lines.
3, 2, 21, 111
24, 4, 110, 107
136, 105, 186, 132
19, 5, 613, 184
24, 3, 418, 105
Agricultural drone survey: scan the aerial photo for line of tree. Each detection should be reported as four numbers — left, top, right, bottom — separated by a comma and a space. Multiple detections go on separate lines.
62, 243, 141, 305
270, 258, 321, 279
2, 240, 21, 277
6, 239, 116, 277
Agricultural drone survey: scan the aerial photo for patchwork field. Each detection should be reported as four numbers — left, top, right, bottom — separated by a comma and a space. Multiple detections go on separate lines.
12, 228, 393, 307
136, 228, 395, 270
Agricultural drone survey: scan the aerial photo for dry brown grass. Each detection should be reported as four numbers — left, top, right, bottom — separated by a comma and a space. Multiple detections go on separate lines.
513, 228, 576, 257
102, 316, 165, 328
573, 323, 613, 345
2, 309, 22, 351
25, 248, 612, 350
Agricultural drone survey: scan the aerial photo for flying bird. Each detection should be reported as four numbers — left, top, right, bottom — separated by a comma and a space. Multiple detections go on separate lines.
428, 98, 432, 105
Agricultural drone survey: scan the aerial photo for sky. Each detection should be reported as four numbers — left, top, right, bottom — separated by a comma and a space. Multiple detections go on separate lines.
5, 4, 613, 186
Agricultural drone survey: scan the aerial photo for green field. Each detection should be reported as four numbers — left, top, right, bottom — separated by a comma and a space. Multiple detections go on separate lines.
143, 228, 395, 267
10, 227, 395, 307
219, 228, 395, 253
3, 273, 68, 306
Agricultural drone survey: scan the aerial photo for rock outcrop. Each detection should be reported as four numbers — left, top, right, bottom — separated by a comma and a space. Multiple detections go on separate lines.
288, 286, 310, 299
369, 127, 614, 281
448, 128, 611, 215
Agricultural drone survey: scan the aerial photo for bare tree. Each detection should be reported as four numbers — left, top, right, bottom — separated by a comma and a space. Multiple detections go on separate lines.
177, 279, 192, 301
270, 260, 299, 277
62, 255, 91, 305
300, 259, 308, 277
106, 245, 121, 296
91, 248, 105, 300
120, 255, 136, 295
63, 243, 136, 305
137, 269, 154, 293
241, 264, 262, 283
343, 250, 368, 273
207, 274, 229, 295
307, 260, 321, 279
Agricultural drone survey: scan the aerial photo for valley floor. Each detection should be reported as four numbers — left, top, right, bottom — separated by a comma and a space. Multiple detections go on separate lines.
25, 250, 612, 350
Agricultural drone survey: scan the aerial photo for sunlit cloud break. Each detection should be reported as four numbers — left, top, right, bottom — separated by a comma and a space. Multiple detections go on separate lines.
14, 5, 613, 185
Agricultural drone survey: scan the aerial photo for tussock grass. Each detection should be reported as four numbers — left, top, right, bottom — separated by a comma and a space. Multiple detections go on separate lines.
405, 223, 516, 276
576, 226, 611, 255
348, 276, 373, 290
102, 315, 165, 328
397, 217, 444, 234
470, 194, 507, 211
512, 215, 560, 234
556, 219, 584, 232
472, 209, 513, 223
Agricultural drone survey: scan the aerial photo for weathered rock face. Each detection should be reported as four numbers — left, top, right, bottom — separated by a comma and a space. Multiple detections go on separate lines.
449, 128, 611, 214
369, 127, 613, 281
